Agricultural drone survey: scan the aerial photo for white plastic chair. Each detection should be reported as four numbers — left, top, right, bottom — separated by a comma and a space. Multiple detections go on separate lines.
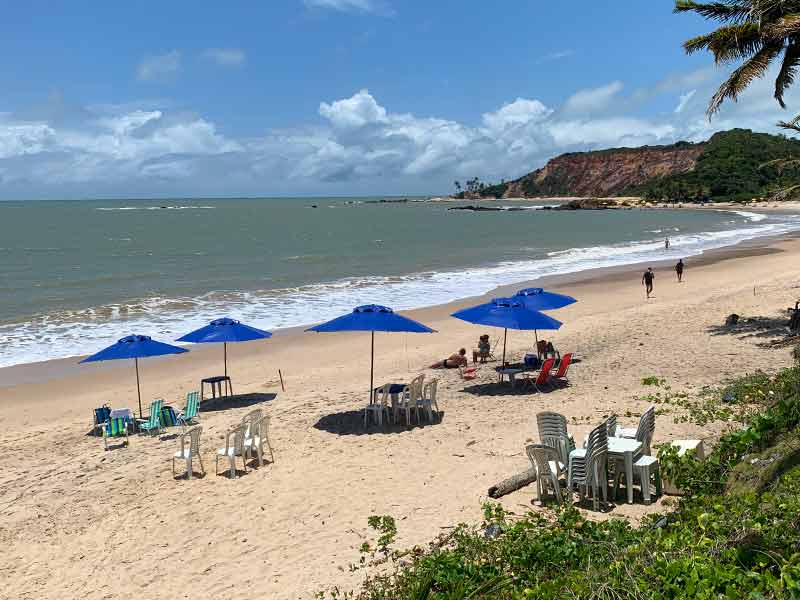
244, 415, 274, 467
365, 384, 392, 426
173, 425, 205, 480
418, 379, 439, 423
615, 406, 655, 454
397, 374, 424, 425
536, 412, 574, 466
614, 455, 662, 504
526, 443, 565, 503
216, 422, 248, 478
568, 422, 609, 510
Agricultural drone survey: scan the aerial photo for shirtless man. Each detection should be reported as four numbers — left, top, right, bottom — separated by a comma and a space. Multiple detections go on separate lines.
642, 267, 655, 299
430, 348, 468, 369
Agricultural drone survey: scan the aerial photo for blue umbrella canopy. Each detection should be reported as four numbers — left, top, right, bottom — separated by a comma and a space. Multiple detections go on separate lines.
451, 298, 562, 371
81, 334, 188, 363
177, 317, 272, 344
177, 317, 272, 378
451, 298, 562, 331
81, 335, 188, 417
514, 288, 577, 311
306, 305, 435, 402
306, 304, 435, 334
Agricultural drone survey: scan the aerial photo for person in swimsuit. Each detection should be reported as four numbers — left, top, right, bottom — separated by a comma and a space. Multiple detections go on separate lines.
675, 259, 684, 282
430, 348, 467, 369
473, 335, 491, 363
642, 267, 655, 299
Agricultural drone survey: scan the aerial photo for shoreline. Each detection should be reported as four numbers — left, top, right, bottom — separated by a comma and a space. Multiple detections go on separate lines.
2, 225, 798, 390
2, 202, 798, 374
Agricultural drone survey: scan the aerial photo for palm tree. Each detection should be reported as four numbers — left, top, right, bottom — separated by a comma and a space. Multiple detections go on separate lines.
678, 1, 800, 198
675, 0, 800, 116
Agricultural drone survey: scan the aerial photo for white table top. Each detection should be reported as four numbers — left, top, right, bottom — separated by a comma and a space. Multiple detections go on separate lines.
608, 437, 642, 454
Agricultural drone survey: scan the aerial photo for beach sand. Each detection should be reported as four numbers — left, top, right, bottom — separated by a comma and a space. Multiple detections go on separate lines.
2, 233, 800, 599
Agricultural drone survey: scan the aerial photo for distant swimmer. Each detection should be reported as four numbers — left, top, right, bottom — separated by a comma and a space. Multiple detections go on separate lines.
642, 267, 655, 299
676, 259, 684, 282
665, 236, 670, 250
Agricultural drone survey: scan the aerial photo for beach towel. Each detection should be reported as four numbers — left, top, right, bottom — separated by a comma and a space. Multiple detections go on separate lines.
160, 406, 177, 427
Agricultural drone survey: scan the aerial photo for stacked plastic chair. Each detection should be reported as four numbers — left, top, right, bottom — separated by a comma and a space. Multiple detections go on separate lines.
568, 421, 609, 511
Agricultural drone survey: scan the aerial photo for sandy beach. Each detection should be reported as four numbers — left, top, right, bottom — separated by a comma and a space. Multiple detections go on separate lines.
2, 229, 800, 600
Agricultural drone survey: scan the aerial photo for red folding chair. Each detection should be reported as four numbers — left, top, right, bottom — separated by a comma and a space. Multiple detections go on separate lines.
524, 357, 556, 392
552, 353, 573, 386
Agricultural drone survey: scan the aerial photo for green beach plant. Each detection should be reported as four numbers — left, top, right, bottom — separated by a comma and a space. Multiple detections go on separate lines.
322, 365, 800, 599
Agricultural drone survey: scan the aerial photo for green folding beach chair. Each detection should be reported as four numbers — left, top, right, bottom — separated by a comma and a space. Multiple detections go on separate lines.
136, 399, 164, 436
177, 391, 200, 429
103, 417, 130, 450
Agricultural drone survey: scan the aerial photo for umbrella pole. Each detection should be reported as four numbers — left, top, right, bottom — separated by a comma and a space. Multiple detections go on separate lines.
535, 330, 539, 357
224, 342, 228, 378
370, 331, 375, 404
499, 328, 508, 382
135, 357, 143, 419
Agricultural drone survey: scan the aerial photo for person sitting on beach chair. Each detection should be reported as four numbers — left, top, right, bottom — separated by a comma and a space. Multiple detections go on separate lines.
536, 340, 559, 360
430, 348, 468, 369
472, 335, 492, 363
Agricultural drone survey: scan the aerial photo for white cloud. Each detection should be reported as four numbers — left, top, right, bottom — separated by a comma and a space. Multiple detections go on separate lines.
1, 71, 797, 198
482, 98, 552, 132
319, 89, 387, 127
136, 50, 182, 82
564, 81, 624, 113
674, 89, 697, 114
304, 0, 384, 13
538, 50, 576, 63
202, 48, 246, 67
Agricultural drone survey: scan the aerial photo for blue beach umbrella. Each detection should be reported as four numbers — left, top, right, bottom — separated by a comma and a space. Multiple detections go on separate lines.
451, 298, 562, 370
514, 287, 576, 352
514, 288, 577, 311
177, 317, 272, 378
81, 334, 188, 418
306, 305, 435, 401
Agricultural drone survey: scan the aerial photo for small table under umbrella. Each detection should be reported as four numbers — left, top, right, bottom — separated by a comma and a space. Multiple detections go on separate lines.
177, 317, 272, 400
80, 334, 188, 418
305, 305, 435, 402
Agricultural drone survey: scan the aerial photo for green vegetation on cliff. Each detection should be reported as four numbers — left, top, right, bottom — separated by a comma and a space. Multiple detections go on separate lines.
622, 129, 800, 202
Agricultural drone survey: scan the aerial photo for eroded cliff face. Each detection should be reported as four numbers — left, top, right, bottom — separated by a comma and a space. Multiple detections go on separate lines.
504, 142, 706, 198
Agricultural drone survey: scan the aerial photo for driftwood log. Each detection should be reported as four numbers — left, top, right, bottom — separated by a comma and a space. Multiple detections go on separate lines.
487, 468, 537, 499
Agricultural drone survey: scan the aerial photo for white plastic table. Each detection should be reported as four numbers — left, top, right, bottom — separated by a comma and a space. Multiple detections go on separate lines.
608, 437, 642, 504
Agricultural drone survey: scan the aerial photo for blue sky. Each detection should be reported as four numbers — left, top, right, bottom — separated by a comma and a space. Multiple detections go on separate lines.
0, 1, 796, 199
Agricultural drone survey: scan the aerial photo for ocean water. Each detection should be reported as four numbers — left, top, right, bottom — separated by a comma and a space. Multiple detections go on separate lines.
1, 197, 799, 368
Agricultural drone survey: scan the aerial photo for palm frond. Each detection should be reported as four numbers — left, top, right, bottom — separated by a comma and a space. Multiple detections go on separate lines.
675, 0, 755, 23
708, 41, 785, 114
779, 113, 800, 133
684, 23, 763, 63
776, 40, 800, 106
768, 183, 800, 200
763, 13, 800, 40
760, 157, 800, 171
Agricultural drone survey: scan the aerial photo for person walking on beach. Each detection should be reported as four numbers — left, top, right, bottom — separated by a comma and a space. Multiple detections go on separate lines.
642, 267, 655, 299
676, 259, 684, 283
